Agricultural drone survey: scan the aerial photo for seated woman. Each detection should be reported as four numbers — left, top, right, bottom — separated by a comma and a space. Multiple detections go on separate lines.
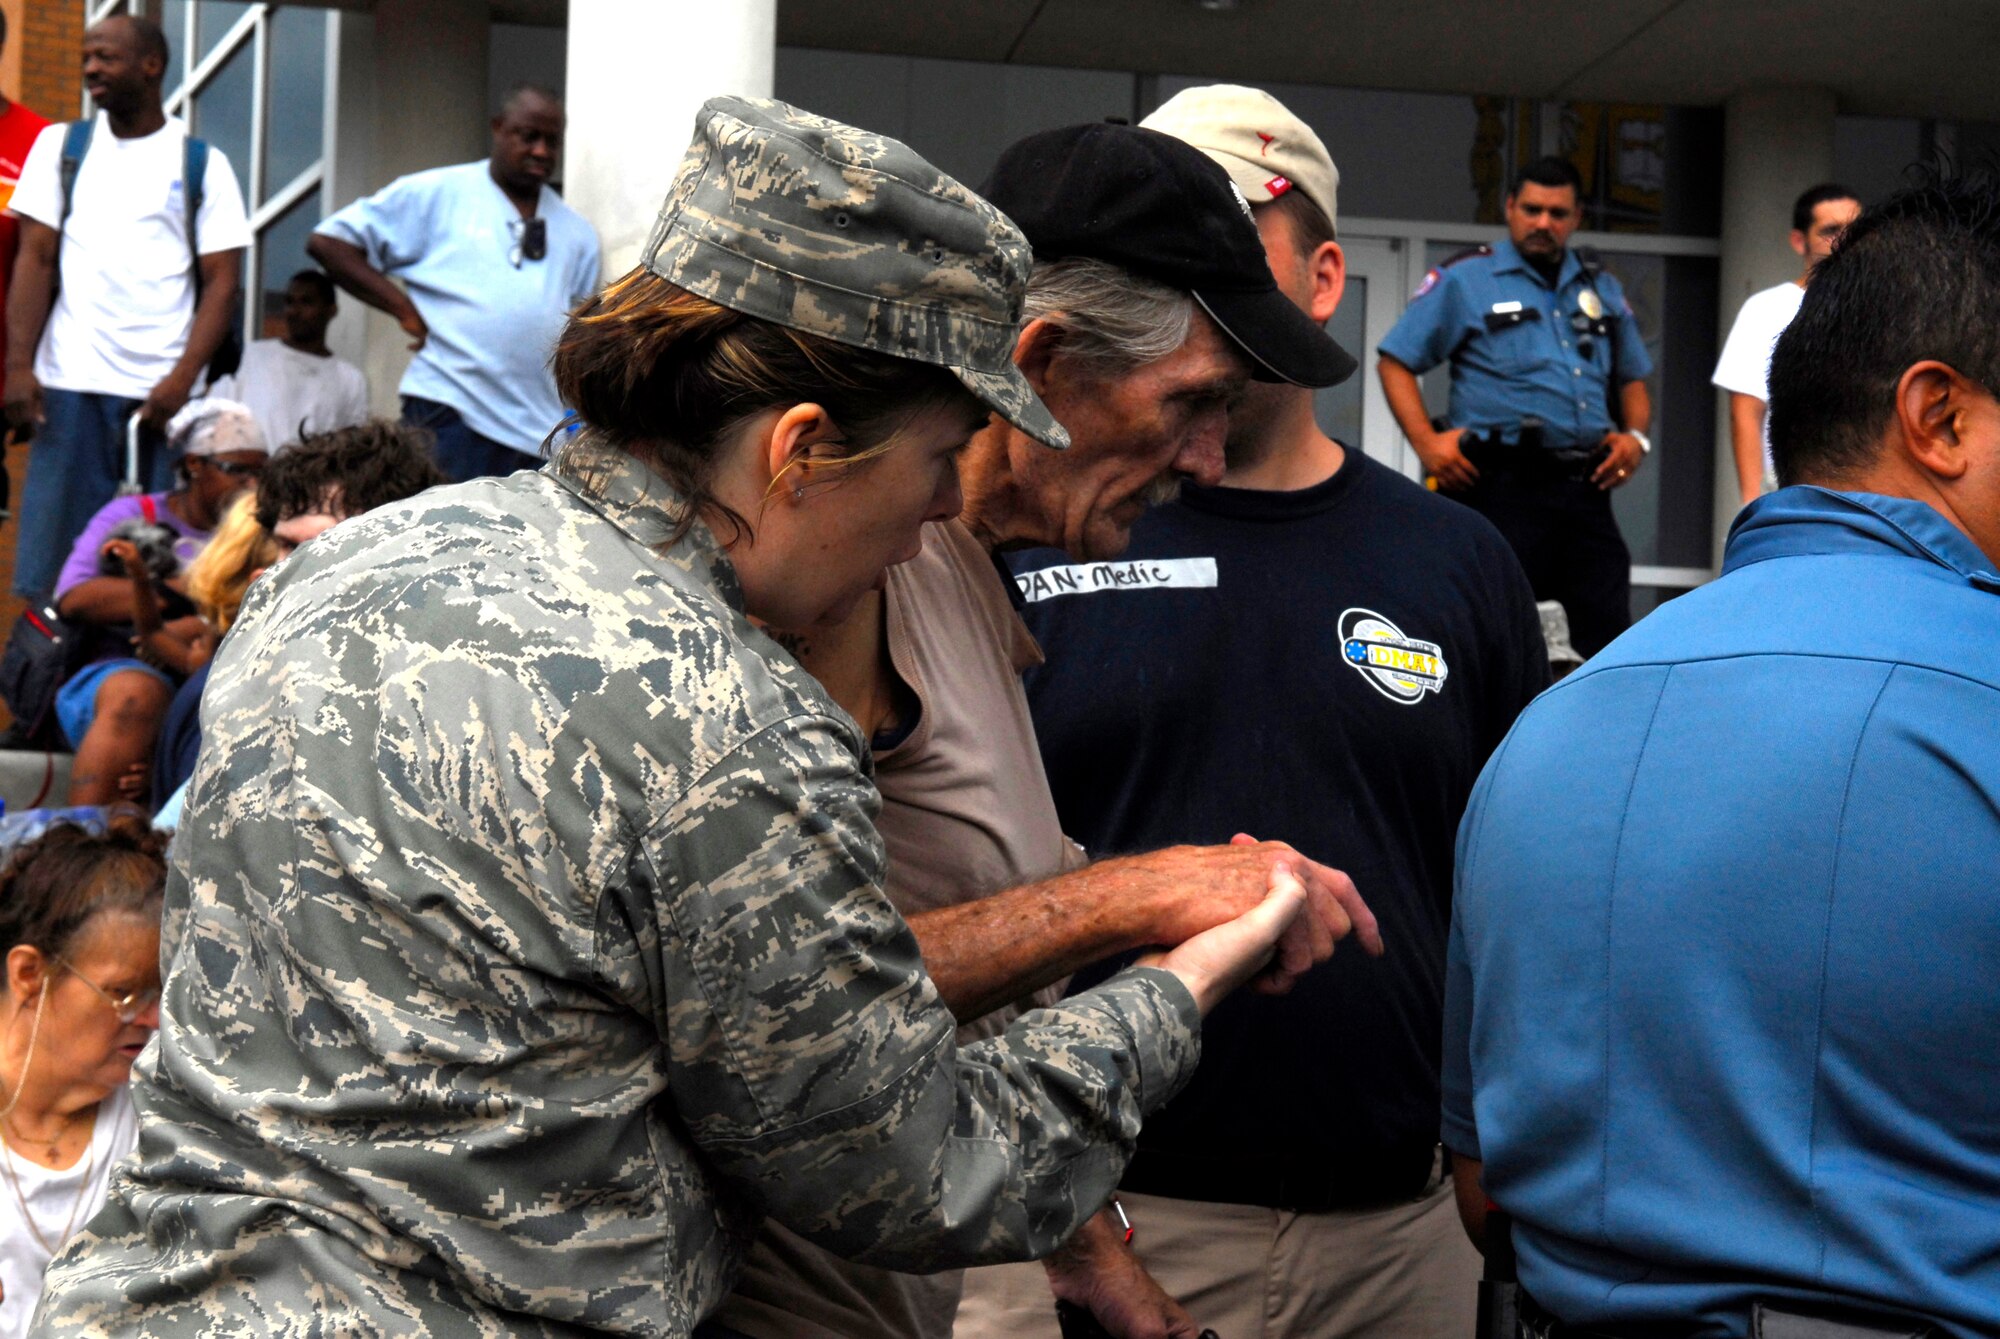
0, 816, 164, 1338
51, 401, 266, 806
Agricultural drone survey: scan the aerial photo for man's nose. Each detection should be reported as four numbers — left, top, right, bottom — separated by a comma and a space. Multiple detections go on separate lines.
1175, 414, 1228, 488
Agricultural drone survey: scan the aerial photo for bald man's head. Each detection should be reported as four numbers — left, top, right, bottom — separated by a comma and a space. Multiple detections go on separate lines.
83, 13, 167, 118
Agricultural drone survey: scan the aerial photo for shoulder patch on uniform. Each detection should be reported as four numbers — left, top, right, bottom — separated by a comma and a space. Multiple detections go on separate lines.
1413, 268, 1441, 299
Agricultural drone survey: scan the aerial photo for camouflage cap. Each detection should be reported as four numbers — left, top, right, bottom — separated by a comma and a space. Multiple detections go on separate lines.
643, 96, 1068, 449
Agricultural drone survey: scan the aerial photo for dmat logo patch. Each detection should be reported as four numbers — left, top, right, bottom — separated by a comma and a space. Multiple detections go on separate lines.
1339, 607, 1448, 704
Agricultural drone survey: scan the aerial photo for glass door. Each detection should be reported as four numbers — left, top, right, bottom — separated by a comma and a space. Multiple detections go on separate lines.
1313, 236, 1418, 479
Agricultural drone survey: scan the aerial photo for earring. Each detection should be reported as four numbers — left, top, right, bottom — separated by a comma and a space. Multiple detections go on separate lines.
792, 485, 804, 501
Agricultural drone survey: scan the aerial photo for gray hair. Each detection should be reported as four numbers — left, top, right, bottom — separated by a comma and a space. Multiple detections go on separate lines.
1021, 256, 1195, 376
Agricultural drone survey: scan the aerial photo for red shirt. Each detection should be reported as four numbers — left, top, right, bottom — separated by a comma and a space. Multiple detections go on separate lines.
0, 98, 54, 398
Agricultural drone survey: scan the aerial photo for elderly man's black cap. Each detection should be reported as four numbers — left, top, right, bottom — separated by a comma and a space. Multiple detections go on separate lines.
982, 121, 1357, 388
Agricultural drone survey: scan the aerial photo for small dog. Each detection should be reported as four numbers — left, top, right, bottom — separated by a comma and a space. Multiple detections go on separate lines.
97, 518, 181, 586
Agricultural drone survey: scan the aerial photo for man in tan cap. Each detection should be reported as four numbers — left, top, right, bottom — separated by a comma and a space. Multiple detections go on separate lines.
956, 85, 1550, 1338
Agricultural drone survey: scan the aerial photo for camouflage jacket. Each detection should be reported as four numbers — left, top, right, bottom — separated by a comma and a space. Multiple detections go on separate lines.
34, 439, 1201, 1337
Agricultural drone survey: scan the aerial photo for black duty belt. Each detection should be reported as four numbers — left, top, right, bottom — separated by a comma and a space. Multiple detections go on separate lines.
1460, 430, 1608, 484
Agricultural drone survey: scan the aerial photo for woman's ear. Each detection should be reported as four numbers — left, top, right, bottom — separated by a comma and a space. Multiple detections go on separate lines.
763, 403, 837, 503
6, 945, 47, 1006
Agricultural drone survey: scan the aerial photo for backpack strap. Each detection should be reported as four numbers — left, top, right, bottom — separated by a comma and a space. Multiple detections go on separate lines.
183, 135, 207, 281
58, 118, 93, 235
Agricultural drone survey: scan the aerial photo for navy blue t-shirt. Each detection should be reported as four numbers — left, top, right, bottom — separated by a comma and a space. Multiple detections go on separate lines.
1008, 449, 1548, 1208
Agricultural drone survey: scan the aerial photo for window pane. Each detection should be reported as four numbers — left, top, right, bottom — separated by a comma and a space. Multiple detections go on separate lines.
195, 1, 253, 66
188, 34, 253, 203
161, 0, 190, 101
255, 189, 321, 338
262, 6, 327, 202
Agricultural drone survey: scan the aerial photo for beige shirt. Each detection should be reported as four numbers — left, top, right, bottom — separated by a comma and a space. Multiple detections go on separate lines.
713, 519, 1084, 1339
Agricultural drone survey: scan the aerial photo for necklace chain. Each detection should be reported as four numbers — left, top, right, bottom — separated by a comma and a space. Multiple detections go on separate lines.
0, 981, 101, 1254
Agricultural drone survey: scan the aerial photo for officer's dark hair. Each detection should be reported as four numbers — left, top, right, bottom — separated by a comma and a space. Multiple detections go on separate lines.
554, 268, 984, 547
1792, 182, 1859, 235
255, 420, 447, 532
1768, 169, 2000, 486
1509, 156, 1582, 200
287, 269, 336, 305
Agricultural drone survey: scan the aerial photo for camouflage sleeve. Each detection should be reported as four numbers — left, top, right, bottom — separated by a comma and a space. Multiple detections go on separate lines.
615, 711, 1201, 1271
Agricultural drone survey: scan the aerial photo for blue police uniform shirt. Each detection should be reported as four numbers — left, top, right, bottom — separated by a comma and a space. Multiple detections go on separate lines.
315, 161, 601, 454
1377, 239, 1651, 451
1442, 486, 2000, 1338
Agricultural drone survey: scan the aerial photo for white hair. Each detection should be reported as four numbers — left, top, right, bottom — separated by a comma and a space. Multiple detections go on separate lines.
1021, 257, 1195, 376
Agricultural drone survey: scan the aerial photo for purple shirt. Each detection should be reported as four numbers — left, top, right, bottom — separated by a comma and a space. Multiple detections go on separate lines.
54, 492, 209, 602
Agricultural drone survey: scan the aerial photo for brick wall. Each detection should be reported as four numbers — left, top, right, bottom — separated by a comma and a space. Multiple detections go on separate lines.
20, 0, 82, 125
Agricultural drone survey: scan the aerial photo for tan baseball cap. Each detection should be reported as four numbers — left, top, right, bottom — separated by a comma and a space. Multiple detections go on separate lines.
1140, 84, 1340, 235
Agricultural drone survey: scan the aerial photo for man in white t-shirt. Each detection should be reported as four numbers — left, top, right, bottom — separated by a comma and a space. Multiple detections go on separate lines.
2, 13, 249, 601
1712, 182, 1859, 508
207, 270, 367, 451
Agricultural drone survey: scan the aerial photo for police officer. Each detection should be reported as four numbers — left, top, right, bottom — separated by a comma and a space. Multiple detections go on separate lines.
1378, 156, 1652, 657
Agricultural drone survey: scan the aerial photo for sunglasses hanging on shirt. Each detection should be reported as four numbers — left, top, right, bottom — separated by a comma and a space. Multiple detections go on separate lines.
508, 217, 548, 268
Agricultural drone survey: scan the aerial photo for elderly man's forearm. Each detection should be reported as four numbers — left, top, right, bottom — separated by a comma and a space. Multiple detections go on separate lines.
909, 870, 1140, 1022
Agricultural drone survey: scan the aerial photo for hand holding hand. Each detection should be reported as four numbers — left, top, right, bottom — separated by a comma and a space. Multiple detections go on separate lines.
1147, 863, 1323, 1015
1112, 837, 1381, 978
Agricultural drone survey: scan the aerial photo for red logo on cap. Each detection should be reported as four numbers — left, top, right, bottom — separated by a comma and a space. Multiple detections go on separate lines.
1256, 131, 1277, 156
1266, 175, 1293, 197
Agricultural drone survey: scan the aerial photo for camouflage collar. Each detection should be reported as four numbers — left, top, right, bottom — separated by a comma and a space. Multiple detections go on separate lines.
549, 435, 745, 609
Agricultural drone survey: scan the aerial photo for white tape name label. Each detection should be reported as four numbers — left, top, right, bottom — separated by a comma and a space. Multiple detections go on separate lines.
1014, 557, 1218, 604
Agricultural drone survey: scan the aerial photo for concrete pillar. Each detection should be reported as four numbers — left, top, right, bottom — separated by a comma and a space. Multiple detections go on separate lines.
564, 0, 775, 281
324, 0, 490, 416
1711, 87, 1836, 563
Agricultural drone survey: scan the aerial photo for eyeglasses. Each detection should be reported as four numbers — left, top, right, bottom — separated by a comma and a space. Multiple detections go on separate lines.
55, 957, 159, 1025
203, 457, 264, 478
508, 216, 547, 268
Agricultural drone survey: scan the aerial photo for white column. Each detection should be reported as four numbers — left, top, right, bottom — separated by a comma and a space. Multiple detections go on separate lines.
564, 0, 776, 281
1711, 87, 1836, 562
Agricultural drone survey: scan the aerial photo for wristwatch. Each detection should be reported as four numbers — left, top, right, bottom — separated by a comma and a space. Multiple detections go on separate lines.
1627, 429, 1652, 455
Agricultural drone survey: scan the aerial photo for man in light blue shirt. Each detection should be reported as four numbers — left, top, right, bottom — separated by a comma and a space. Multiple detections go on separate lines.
309, 85, 600, 481
1443, 175, 2000, 1339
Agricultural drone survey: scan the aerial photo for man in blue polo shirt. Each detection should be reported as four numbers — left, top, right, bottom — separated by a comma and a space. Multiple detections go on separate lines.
1378, 157, 1652, 656
1444, 174, 2000, 1338
308, 85, 599, 481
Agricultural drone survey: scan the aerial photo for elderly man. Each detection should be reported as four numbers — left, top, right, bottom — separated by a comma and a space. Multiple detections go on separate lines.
705, 121, 1369, 1339
1445, 175, 2000, 1338
308, 85, 599, 481
961, 86, 1549, 1339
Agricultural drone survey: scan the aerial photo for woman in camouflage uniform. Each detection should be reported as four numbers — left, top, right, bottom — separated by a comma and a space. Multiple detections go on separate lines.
33, 98, 1324, 1338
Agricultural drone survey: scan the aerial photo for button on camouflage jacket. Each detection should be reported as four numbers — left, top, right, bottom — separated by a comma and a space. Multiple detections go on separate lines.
35, 439, 1200, 1337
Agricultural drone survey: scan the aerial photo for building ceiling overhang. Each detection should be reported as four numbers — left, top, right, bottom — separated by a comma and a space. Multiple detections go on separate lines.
775, 0, 2000, 123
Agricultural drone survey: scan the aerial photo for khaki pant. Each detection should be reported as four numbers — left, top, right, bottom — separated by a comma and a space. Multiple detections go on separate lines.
953, 1166, 1479, 1339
